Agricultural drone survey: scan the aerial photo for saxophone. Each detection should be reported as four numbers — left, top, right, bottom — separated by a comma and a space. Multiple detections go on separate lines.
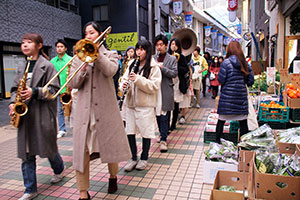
117, 56, 131, 97
10, 56, 32, 128
59, 63, 72, 117
173, 51, 180, 62
118, 57, 140, 110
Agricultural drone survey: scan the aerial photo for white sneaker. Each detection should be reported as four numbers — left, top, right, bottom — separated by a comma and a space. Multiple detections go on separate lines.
124, 160, 137, 172
179, 117, 185, 124
57, 131, 67, 139
18, 192, 38, 200
196, 104, 200, 108
50, 167, 65, 184
160, 141, 168, 153
136, 160, 148, 170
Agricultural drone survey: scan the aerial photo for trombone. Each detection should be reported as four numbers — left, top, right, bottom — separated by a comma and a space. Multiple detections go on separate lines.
42, 26, 112, 99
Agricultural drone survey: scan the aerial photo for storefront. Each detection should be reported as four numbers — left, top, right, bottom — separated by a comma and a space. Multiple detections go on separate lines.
0, 42, 51, 99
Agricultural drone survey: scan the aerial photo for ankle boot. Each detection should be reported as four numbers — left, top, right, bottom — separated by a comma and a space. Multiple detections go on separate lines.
108, 177, 118, 193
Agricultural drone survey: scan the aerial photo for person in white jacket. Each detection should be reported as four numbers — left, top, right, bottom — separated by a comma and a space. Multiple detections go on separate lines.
120, 40, 162, 171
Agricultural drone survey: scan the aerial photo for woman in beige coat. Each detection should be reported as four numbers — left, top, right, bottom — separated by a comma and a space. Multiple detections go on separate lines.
68, 21, 131, 199
120, 40, 161, 172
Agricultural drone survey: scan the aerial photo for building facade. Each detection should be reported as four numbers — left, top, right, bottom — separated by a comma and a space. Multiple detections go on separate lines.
0, 0, 82, 98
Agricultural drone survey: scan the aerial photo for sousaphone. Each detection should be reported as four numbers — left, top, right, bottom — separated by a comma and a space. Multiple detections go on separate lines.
172, 28, 197, 56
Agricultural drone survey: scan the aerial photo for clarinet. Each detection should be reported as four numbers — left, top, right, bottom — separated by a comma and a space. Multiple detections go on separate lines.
119, 57, 140, 111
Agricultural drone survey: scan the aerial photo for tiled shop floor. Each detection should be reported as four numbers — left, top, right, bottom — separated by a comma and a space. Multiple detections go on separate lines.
0, 98, 215, 199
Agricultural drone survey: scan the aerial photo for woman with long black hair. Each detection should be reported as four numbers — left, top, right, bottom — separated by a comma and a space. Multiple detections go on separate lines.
120, 40, 161, 171
168, 38, 190, 129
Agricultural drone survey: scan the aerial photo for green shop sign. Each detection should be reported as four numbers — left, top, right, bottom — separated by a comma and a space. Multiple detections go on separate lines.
106, 32, 138, 51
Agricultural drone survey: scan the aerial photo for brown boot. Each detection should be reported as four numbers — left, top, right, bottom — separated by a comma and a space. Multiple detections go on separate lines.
108, 177, 118, 193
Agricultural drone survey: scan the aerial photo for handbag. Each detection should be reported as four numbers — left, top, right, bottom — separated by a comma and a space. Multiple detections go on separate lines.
209, 72, 215, 80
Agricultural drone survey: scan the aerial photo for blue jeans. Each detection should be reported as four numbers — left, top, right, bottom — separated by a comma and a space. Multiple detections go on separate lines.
156, 112, 170, 142
22, 153, 64, 193
57, 95, 66, 132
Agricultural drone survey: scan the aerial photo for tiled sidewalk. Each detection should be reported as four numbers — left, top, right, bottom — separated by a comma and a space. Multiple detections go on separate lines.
0, 99, 215, 200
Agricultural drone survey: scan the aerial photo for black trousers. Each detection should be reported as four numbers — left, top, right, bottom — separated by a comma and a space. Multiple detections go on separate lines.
211, 86, 219, 97
215, 119, 249, 144
202, 75, 207, 95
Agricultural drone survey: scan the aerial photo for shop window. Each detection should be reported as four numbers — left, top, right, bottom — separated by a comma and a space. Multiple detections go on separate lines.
139, 6, 148, 25
93, 5, 109, 22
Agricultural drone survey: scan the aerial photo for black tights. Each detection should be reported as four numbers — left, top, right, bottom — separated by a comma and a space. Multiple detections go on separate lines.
215, 119, 249, 144
127, 135, 151, 161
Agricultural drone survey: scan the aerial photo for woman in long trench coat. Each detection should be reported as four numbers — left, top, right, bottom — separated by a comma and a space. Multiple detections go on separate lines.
69, 21, 131, 199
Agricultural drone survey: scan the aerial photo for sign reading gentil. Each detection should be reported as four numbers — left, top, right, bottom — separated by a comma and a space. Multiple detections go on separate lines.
106, 32, 138, 51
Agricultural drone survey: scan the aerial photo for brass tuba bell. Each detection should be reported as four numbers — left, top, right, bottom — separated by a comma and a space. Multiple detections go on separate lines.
172, 28, 197, 56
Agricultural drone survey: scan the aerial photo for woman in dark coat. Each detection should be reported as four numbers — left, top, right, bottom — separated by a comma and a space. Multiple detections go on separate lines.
216, 41, 254, 144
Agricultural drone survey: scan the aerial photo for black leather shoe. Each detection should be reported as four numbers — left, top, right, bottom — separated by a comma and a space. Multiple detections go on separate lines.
78, 191, 90, 200
108, 177, 118, 193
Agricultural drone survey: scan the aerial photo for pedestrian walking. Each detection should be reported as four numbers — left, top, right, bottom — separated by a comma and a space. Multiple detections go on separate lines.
190, 47, 208, 108
9, 32, 65, 200
121, 40, 161, 172
216, 41, 254, 144
68, 21, 131, 199
209, 56, 221, 99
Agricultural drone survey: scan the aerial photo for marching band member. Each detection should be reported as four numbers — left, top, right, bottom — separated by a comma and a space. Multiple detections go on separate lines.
168, 38, 190, 130
120, 40, 161, 172
9, 33, 65, 200
119, 46, 136, 126
153, 34, 178, 152
68, 21, 131, 199
50, 39, 72, 138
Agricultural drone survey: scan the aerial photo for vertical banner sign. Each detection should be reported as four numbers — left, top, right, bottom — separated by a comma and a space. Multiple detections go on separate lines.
228, 0, 238, 22
173, 0, 183, 15
217, 33, 223, 51
106, 32, 138, 51
228, 0, 238, 11
204, 26, 212, 37
236, 24, 242, 35
267, 67, 276, 84
223, 36, 229, 45
211, 30, 218, 39
184, 12, 193, 26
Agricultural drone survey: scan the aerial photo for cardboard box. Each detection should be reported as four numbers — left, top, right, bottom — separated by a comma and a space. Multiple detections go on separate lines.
248, 153, 300, 200
210, 170, 249, 200
288, 97, 300, 108
238, 150, 255, 172
278, 142, 297, 154
203, 159, 238, 184
205, 124, 230, 133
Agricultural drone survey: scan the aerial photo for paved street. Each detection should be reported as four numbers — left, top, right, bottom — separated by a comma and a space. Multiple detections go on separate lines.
0, 96, 215, 200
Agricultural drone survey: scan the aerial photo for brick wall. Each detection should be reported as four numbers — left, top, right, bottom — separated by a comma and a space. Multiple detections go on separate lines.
0, 0, 82, 58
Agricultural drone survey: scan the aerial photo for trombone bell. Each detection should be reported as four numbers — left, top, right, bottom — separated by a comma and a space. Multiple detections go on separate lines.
75, 39, 99, 63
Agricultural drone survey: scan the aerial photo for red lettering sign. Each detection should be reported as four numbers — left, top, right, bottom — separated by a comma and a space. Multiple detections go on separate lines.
228, 0, 238, 11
